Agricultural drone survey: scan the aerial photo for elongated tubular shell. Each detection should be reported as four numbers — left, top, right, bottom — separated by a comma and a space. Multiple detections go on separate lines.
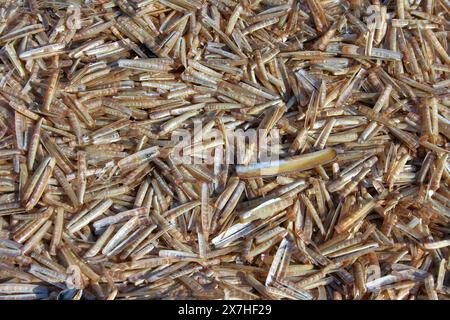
236, 148, 337, 178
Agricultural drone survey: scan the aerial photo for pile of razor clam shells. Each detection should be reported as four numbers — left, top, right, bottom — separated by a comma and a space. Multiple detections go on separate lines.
0, 0, 449, 300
